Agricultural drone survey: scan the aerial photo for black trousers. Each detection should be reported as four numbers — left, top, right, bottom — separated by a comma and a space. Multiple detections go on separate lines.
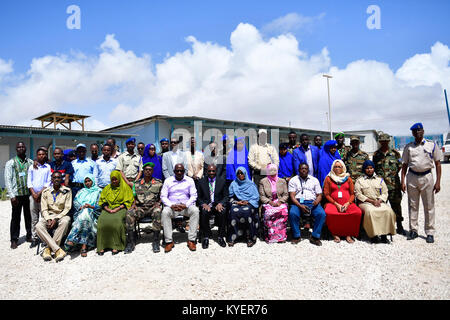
200, 207, 227, 238
10, 195, 31, 242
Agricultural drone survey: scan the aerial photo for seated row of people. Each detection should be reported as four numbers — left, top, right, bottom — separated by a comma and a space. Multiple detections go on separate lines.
34, 157, 397, 261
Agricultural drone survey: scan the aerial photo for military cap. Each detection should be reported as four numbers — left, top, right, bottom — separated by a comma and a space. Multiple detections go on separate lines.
125, 137, 136, 144
410, 123, 423, 131
378, 133, 391, 142
350, 135, 360, 142
334, 132, 345, 139
143, 162, 155, 168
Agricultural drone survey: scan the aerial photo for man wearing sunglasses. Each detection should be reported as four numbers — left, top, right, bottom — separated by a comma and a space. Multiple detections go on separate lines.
160, 164, 199, 252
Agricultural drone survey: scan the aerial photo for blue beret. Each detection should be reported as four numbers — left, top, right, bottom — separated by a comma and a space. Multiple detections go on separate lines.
410, 123, 423, 130
125, 138, 136, 144
160, 138, 169, 143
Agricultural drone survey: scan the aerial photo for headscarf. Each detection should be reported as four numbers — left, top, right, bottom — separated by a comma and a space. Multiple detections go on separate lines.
266, 163, 278, 194
278, 145, 294, 178
142, 144, 163, 180
74, 174, 102, 206
229, 166, 260, 208
99, 170, 134, 209
327, 159, 349, 184
362, 160, 376, 177
226, 137, 252, 181
317, 140, 341, 187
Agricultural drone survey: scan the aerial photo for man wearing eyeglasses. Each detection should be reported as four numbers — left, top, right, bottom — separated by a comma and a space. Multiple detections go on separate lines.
160, 164, 199, 252
162, 137, 189, 179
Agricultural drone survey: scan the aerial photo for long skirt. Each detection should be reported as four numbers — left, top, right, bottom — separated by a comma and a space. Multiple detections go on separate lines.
359, 203, 396, 238
262, 203, 288, 243
96, 208, 127, 252
228, 204, 258, 243
65, 208, 98, 249
325, 203, 362, 237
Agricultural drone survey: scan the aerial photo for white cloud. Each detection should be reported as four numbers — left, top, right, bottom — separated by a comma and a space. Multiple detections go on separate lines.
0, 24, 449, 137
262, 12, 326, 35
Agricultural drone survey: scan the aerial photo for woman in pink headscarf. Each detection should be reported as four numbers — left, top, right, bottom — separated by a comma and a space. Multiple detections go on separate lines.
258, 164, 289, 243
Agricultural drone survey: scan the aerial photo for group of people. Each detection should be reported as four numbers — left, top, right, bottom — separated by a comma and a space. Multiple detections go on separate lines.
4, 122, 441, 262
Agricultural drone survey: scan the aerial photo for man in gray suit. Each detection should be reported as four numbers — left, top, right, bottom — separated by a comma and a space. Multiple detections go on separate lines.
162, 137, 189, 179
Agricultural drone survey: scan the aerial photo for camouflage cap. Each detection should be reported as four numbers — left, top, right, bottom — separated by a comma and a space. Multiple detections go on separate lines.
350, 135, 360, 142
378, 133, 391, 142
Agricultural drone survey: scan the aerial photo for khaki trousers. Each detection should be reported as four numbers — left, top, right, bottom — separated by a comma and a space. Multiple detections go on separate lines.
406, 171, 435, 235
30, 197, 41, 241
162, 206, 199, 243
35, 216, 71, 252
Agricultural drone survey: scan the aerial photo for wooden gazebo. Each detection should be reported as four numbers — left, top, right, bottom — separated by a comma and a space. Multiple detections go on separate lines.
34, 112, 90, 131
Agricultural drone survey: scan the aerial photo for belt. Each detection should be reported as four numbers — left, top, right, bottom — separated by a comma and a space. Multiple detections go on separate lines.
409, 169, 431, 176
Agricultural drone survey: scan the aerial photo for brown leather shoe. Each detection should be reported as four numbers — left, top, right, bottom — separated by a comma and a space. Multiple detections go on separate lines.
10, 241, 18, 249
164, 242, 174, 253
187, 240, 196, 251
309, 236, 322, 246
291, 238, 301, 245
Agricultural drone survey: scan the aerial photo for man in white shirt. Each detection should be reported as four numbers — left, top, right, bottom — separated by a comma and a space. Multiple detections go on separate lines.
288, 163, 326, 246
162, 137, 189, 179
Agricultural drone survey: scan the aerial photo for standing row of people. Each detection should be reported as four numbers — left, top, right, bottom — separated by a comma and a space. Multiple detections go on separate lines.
4, 122, 441, 260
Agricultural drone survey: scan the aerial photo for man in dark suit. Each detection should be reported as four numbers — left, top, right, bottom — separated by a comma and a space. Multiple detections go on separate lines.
203, 141, 226, 179
197, 164, 228, 249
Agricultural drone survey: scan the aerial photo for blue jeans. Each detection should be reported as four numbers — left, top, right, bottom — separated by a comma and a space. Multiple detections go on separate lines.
289, 200, 326, 239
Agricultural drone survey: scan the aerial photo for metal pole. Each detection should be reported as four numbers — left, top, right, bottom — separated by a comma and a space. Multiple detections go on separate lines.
323, 74, 333, 140
445, 89, 450, 127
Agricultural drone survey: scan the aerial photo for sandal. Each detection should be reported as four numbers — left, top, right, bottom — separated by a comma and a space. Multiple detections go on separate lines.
346, 236, 355, 244
81, 249, 88, 257
247, 241, 255, 248
112, 250, 119, 255
333, 235, 341, 243
227, 242, 234, 247
97, 250, 104, 256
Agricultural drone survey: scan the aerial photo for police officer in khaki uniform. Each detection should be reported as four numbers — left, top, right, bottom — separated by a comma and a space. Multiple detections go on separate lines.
116, 138, 143, 188
125, 162, 163, 254
35, 171, 72, 262
344, 136, 369, 182
373, 133, 405, 234
401, 123, 442, 243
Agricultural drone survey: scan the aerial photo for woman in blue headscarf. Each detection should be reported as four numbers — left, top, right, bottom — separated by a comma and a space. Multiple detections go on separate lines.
142, 144, 163, 180
228, 166, 260, 247
64, 174, 102, 257
226, 137, 252, 185
317, 140, 341, 187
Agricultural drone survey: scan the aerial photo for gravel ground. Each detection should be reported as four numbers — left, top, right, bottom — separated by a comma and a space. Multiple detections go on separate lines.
1, 165, 449, 300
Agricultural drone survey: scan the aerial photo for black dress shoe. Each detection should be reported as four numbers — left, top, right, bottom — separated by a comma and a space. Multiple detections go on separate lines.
26, 236, 32, 243
97, 251, 104, 256
10, 241, 18, 249
217, 237, 226, 248
380, 235, 390, 244
426, 235, 434, 243
202, 238, 209, 249
29, 239, 39, 248
370, 236, 380, 244
407, 231, 418, 240
309, 236, 322, 246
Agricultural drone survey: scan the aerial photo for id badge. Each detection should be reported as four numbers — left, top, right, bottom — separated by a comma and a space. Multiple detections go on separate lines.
338, 191, 343, 199
19, 172, 26, 177
300, 197, 305, 204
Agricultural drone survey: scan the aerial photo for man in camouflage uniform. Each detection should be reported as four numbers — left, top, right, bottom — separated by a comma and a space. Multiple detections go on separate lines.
373, 133, 405, 235
125, 162, 163, 254
335, 132, 351, 159
344, 136, 369, 182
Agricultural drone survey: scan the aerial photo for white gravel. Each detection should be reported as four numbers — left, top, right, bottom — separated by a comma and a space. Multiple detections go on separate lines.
1, 165, 449, 300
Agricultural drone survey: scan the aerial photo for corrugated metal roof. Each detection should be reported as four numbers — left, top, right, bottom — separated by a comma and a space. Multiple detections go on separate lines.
102, 114, 330, 135
33, 111, 90, 121
0, 125, 134, 137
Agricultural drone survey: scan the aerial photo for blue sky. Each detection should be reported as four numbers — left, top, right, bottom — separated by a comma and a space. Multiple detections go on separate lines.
0, 0, 449, 135
1, 0, 448, 72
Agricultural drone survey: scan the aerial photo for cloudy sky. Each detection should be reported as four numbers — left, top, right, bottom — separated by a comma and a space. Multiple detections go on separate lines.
0, 0, 449, 135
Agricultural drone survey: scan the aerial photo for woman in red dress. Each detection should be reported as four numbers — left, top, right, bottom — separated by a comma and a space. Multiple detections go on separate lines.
323, 160, 362, 243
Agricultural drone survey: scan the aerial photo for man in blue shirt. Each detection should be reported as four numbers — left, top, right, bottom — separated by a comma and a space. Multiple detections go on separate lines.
95, 144, 118, 188
50, 147, 74, 187
71, 144, 96, 198
293, 134, 320, 178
